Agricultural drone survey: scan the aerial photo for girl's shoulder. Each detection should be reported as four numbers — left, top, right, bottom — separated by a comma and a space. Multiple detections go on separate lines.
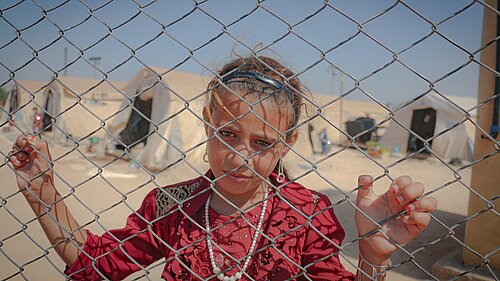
154, 176, 206, 218
121, 176, 204, 223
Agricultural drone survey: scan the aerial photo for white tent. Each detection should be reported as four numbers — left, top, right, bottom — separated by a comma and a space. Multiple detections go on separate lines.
105, 67, 211, 170
379, 93, 474, 162
303, 94, 389, 147
1, 80, 49, 132
39, 76, 126, 141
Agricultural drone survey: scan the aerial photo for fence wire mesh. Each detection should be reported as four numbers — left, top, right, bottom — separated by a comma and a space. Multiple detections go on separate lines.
0, 0, 499, 280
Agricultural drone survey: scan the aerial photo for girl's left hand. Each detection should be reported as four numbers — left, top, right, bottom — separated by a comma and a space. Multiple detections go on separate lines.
355, 175, 437, 260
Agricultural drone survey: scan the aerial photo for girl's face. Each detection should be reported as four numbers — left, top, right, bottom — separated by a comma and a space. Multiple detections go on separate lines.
203, 91, 298, 197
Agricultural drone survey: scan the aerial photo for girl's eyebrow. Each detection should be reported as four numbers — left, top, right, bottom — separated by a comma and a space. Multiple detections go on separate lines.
252, 129, 279, 142
215, 121, 239, 130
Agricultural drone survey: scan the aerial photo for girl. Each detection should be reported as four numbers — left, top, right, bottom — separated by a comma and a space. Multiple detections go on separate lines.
9, 55, 437, 280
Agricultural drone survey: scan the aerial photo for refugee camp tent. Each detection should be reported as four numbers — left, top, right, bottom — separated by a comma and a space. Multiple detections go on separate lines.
301, 94, 388, 148
0, 80, 48, 132
105, 67, 211, 170
40, 76, 126, 141
445, 95, 478, 139
379, 93, 474, 162
345, 116, 377, 144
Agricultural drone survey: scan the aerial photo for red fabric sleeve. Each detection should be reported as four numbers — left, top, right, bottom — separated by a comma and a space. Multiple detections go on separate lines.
65, 189, 164, 280
300, 192, 355, 281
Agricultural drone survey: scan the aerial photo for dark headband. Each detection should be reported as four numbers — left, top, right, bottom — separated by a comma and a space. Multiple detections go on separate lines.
220, 71, 297, 110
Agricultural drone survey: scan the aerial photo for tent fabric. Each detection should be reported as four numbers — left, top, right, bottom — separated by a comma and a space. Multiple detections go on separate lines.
105, 67, 211, 170
118, 97, 153, 147
379, 93, 474, 162
345, 117, 376, 144
300, 94, 390, 146
0, 80, 49, 132
39, 77, 126, 141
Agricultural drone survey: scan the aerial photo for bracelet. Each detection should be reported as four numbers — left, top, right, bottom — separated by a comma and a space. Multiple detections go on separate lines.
357, 253, 391, 280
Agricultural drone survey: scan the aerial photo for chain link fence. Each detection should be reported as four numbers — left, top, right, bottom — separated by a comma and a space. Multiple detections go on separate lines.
0, 1, 499, 280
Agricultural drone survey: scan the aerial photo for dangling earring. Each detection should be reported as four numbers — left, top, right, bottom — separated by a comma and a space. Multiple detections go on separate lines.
203, 144, 209, 163
276, 157, 285, 183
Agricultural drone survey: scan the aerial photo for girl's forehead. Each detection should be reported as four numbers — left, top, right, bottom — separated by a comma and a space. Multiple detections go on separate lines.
212, 92, 291, 129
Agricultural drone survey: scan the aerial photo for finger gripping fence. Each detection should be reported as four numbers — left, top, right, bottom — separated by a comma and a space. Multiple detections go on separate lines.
0, 1, 499, 281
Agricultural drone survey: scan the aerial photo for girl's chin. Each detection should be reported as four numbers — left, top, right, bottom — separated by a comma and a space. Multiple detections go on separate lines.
216, 179, 260, 196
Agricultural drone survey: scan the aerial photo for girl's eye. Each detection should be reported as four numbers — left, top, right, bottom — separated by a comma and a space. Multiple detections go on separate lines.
219, 130, 235, 138
256, 140, 272, 148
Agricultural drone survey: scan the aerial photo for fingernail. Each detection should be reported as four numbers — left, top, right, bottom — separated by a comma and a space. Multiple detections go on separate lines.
359, 175, 371, 183
402, 214, 409, 222
395, 196, 403, 205
390, 183, 400, 194
17, 151, 28, 162
406, 204, 415, 212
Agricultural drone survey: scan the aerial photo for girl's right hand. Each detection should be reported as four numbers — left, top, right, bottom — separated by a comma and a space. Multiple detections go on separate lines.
8, 133, 53, 196
9, 134, 86, 265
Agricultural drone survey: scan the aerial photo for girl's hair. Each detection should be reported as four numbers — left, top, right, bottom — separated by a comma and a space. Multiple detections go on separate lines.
205, 55, 307, 178
206, 55, 305, 140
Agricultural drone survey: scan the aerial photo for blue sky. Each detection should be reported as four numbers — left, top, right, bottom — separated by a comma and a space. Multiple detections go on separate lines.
0, 0, 485, 105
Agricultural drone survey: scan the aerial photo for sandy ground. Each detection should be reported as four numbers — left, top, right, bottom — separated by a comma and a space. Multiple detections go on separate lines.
0, 129, 483, 281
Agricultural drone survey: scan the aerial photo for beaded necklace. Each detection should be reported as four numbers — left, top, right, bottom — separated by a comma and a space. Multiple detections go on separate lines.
204, 188, 268, 281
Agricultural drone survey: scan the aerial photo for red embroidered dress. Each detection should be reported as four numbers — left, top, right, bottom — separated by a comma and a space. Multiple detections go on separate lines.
65, 171, 355, 280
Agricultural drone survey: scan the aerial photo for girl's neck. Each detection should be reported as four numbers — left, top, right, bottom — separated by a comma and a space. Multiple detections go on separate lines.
210, 184, 267, 217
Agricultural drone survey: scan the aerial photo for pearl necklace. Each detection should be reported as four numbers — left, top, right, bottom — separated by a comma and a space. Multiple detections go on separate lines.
205, 188, 268, 281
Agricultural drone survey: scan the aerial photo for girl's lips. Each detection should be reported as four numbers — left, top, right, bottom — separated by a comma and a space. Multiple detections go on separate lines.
225, 173, 251, 183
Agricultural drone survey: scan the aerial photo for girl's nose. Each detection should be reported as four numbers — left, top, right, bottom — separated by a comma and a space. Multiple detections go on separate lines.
228, 144, 251, 168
